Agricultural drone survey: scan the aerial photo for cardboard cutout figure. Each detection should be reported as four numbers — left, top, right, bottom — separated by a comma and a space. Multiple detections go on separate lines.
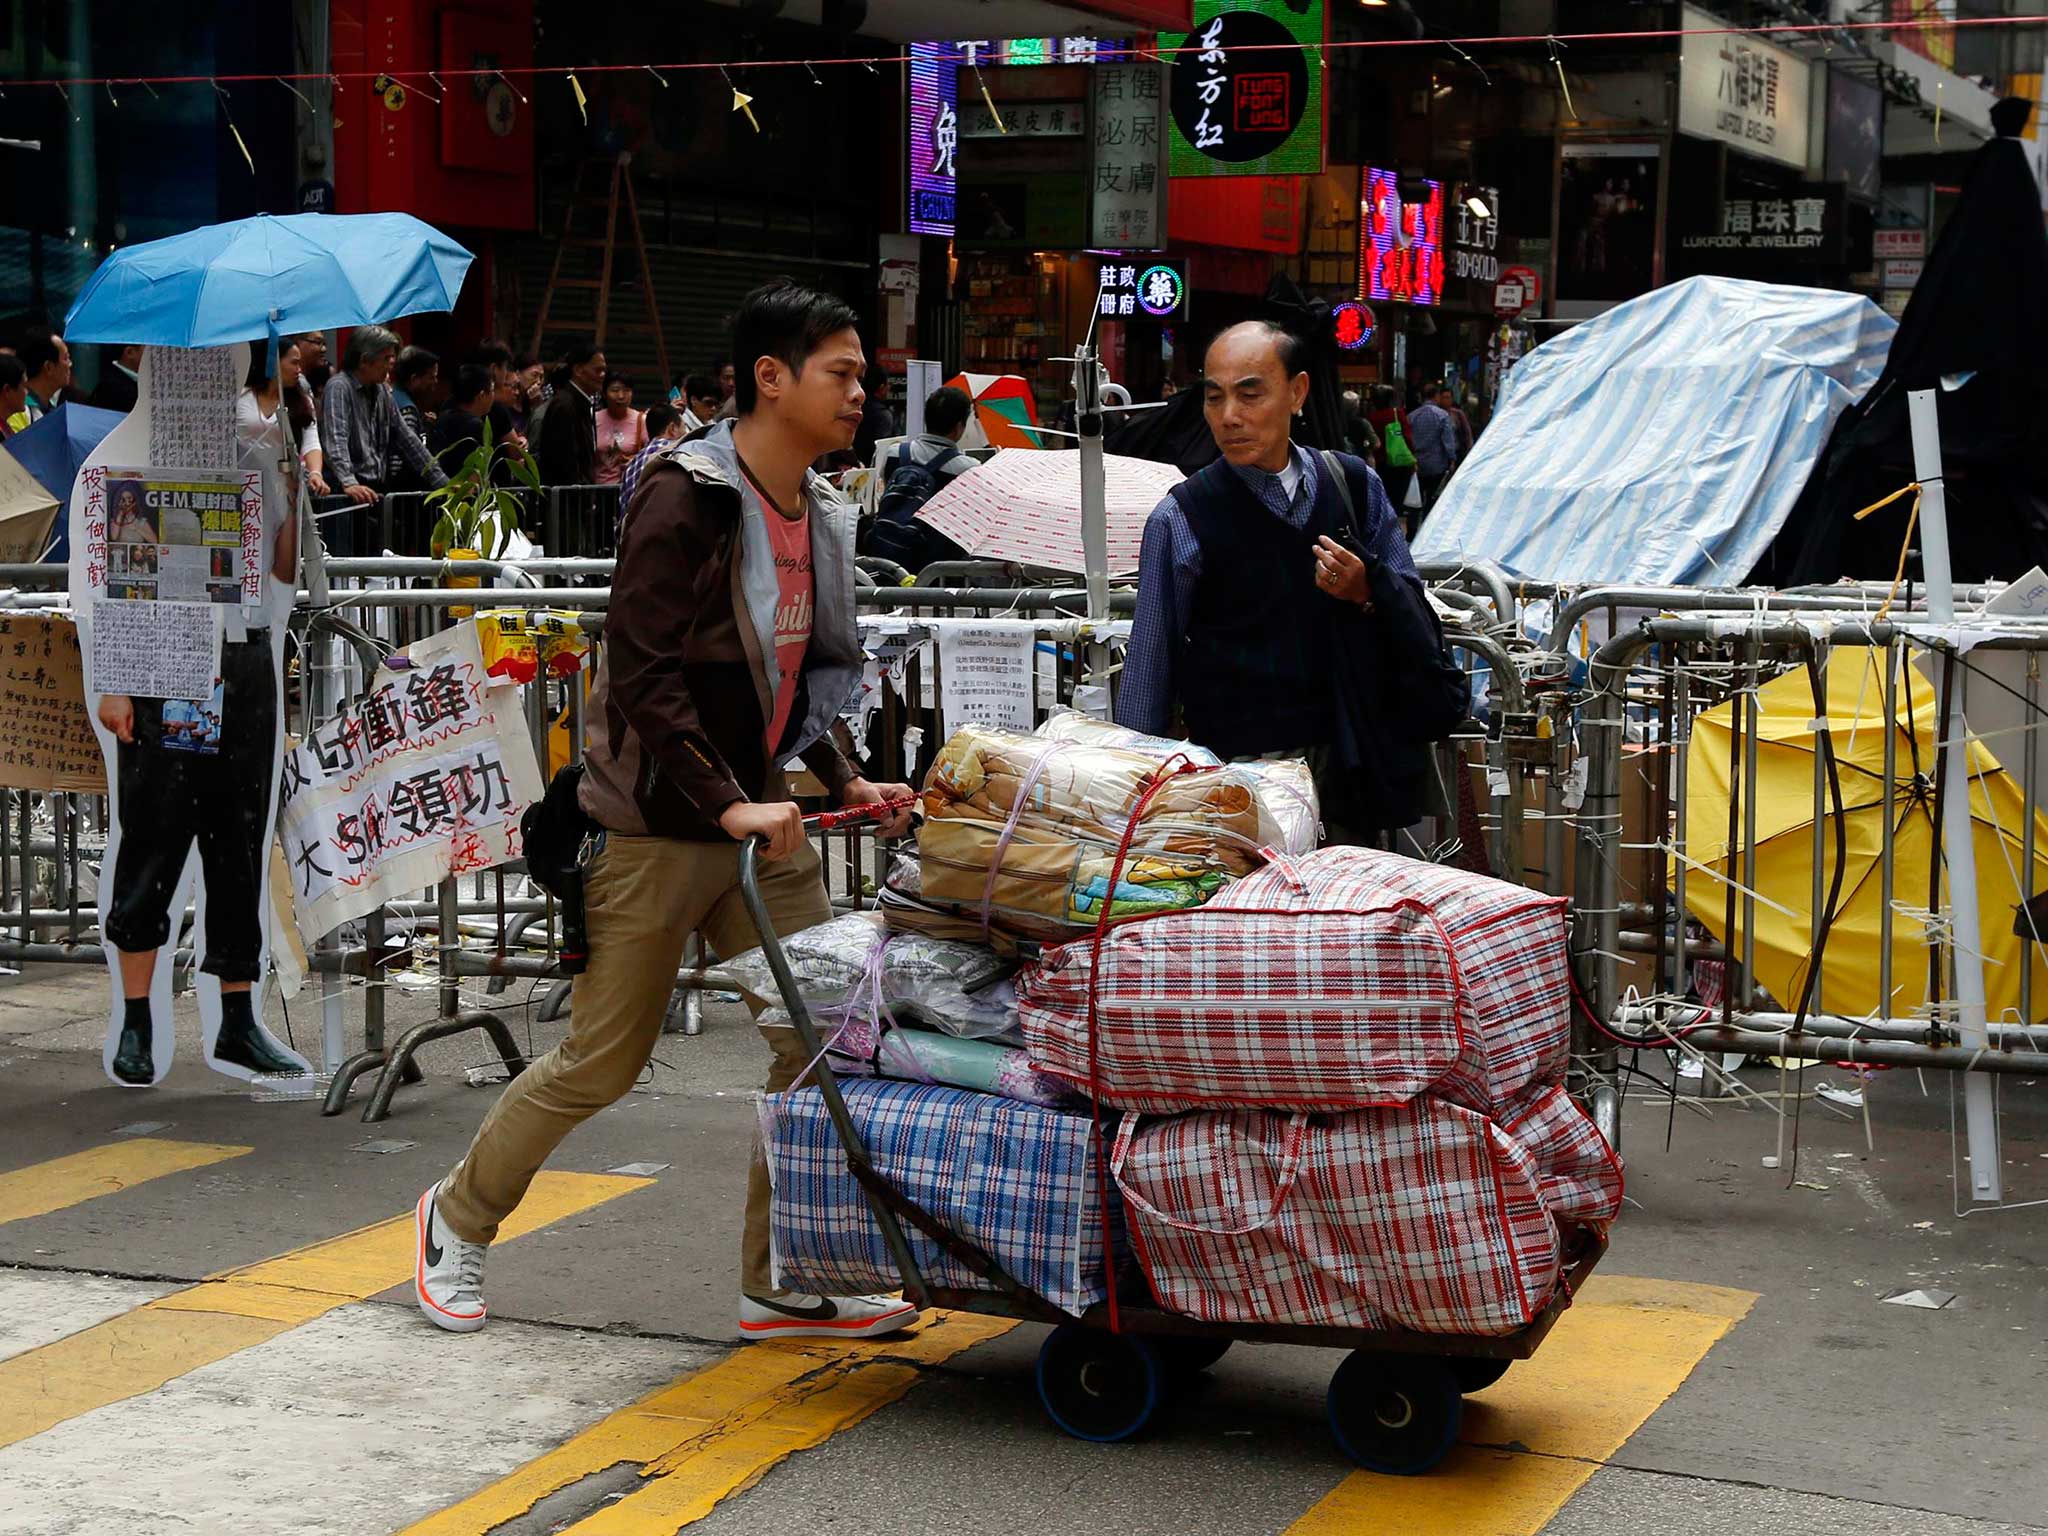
70, 344, 311, 1086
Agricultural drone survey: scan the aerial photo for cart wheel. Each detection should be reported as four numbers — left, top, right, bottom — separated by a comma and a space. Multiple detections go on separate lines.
1449, 1357, 1512, 1394
1036, 1325, 1165, 1443
1327, 1352, 1463, 1475
1156, 1336, 1233, 1376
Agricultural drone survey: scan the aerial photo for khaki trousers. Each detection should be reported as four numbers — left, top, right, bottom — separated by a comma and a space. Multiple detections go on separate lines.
438, 829, 832, 1296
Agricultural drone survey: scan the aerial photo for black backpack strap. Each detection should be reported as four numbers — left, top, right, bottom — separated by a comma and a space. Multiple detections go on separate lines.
1319, 449, 1361, 540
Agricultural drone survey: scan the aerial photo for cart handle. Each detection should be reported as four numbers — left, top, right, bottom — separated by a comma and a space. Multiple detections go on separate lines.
738, 834, 935, 1309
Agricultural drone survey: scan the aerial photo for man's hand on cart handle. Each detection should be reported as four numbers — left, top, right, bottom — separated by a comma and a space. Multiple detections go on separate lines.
720, 800, 805, 861
834, 778, 918, 840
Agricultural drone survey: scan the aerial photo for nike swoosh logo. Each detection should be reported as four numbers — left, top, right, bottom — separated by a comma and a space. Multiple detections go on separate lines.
423, 1199, 444, 1267
748, 1294, 839, 1321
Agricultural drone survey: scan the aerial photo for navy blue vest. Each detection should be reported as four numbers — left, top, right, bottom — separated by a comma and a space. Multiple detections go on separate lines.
1171, 454, 1349, 761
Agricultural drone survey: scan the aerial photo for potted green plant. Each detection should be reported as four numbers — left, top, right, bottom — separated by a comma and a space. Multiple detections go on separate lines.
425, 422, 541, 614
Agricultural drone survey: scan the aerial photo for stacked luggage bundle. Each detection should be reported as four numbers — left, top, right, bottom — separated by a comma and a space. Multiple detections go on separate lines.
1020, 847, 1623, 1333
756, 714, 1316, 1315
756, 717, 1621, 1333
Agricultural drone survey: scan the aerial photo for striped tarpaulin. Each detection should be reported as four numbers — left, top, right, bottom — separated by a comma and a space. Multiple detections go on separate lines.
915, 448, 1185, 576
1413, 276, 1895, 587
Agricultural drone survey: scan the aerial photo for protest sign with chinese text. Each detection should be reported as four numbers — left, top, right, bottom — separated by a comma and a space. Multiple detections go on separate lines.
279, 623, 545, 947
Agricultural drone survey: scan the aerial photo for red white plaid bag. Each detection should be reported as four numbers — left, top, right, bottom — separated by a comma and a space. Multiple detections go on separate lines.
1500, 1082, 1626, 1227
1112, 1096, 1574, 1335
1020, 846, 1570, 1115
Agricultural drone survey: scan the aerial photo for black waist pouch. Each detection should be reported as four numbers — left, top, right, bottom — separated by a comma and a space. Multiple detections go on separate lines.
522, 763, 598, 974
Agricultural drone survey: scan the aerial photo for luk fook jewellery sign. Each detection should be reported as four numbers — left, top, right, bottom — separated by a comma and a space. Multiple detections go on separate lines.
69, 345, 313, 1088
1677, 3, 1812, 171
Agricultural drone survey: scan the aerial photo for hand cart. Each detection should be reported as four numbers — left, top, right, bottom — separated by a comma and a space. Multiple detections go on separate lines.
739, 835, 1608, 1476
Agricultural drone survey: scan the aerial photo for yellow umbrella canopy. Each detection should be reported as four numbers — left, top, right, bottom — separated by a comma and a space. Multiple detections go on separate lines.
1681, 649, 2048, 1024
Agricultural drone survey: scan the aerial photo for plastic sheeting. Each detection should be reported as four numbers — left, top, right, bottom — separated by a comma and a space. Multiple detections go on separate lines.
1413, 277, 1894, 587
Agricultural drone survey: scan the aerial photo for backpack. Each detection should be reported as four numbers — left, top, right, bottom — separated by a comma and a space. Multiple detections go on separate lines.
865, 442, 966, 573
1382, 416, 1418, 470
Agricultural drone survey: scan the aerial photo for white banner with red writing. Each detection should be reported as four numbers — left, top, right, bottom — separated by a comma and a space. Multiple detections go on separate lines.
279, 623, 544, 946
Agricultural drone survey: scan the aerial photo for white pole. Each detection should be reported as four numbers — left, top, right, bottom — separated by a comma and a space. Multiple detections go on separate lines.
1908, 387, 2002, 1204
1075, 343, 1110, 621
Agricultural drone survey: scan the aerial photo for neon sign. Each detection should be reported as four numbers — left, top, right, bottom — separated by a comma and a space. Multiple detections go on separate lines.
1360, 167, 1444, 308
1332, 301, 1375, 350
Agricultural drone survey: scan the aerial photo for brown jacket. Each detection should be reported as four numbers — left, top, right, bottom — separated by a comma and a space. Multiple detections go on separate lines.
578, 425, 862, 840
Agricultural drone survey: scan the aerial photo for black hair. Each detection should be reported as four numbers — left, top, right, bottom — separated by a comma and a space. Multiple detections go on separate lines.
243, 339, 315, 443
562, 342, 603, 371
19, 332, 65, 379
0, 353, 26, 392
602, 370, 633, 396
684, 373, 719, 402
394, 345, 441, 390
644, 402, 681, 438
924, 384, 973, 437
730, 280, 860, 415
470, 338, 513, 371
450, 363, 493, 408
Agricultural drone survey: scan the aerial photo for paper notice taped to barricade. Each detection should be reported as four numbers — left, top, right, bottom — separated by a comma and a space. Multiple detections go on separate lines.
937, 621, 1037, 733
277, 624, 545, 946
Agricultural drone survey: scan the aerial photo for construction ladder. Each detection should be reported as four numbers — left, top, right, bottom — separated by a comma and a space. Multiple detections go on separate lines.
529, 152, 669, 385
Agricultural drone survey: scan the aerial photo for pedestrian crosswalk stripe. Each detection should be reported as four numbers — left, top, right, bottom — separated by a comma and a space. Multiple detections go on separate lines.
0, 1170, 653, 1450
398, 1309, 1017, 1536
0, 1138, 251, 1228
1283, 1274, 1757, 1536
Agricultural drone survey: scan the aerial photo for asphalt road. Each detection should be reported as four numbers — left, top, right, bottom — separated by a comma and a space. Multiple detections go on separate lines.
0, 962, 2043, 1536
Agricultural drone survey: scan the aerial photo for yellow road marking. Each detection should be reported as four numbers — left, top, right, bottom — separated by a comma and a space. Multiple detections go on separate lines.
0, 1170, 651, 1449
0, 1138, 251, 1227
401, 1309, 1017, 1536
1285, 1274, 1757, 1535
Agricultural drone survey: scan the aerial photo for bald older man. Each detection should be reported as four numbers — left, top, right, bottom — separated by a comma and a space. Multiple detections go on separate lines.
1118, 320, 1445, 840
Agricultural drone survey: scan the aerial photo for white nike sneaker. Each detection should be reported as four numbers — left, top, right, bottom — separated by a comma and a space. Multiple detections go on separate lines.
415, 1183, 490, 1333
738, 1291, 921, 1341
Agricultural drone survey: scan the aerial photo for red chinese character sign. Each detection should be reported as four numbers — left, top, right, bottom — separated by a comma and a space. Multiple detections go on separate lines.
67, 345, 313, 1088
1332, 301, 1375, 351
1359, 168, 1445, 307
1163, 1, 1325, 177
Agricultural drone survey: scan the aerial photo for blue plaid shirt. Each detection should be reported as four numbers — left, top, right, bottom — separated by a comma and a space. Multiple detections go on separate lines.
1117, 446, 1418, 739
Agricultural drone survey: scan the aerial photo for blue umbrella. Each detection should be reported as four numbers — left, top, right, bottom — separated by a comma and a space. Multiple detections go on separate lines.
63, 212, 473, 351
2, 403, 124, 561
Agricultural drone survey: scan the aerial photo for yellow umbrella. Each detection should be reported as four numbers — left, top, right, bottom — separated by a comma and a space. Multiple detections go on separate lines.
1680, 650, 2048, 1024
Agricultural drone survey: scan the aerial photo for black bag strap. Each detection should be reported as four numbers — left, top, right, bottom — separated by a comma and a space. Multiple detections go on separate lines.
1319, 449, 1362, 541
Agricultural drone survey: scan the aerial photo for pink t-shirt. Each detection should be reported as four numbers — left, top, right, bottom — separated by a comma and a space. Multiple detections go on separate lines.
593, 409, 647, 485
759, 492, 814, 757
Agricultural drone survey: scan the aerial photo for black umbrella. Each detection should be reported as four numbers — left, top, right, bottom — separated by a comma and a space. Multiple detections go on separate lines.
1762, 97, 2048, 585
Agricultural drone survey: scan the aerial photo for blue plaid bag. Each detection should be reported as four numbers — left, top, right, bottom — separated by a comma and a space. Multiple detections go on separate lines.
762, 1079, 1124, 1317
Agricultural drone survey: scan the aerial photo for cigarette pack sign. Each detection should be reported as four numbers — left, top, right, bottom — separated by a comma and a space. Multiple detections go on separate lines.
1163, 1, 1326, 178
278, 624, 545, 945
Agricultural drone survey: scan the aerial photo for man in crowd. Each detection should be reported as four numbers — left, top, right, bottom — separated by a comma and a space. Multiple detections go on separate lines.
1406, 382, 1460, 515
1118, 320, 1438, 842
677, 373, 723, 434
388, 346, 443, 490
863, 383, 976, 573
415, 280, 918, 1342
1439, 381, 1474, 459
535, 343, 603, 486
91, 344, 142, 413
616, 401, 688, 532
319, 325, 447, 553
297, 330, 333, 394
19, 332, 71, 424
428, 364, 495, 465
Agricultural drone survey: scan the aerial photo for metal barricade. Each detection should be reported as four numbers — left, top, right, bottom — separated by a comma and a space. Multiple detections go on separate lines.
1560, 609, 2048, 1155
